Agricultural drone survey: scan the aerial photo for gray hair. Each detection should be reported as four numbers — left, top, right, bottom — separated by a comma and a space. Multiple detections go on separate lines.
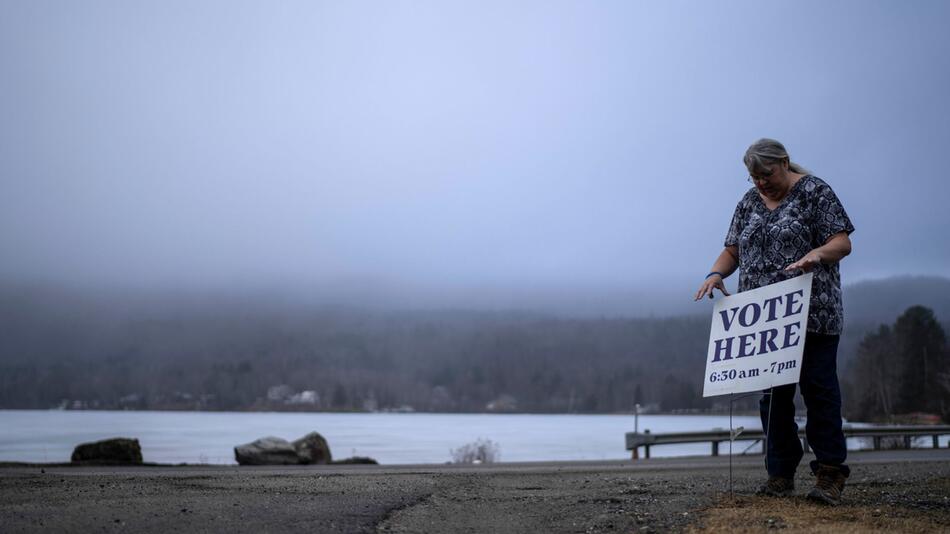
743, 138, 809, 175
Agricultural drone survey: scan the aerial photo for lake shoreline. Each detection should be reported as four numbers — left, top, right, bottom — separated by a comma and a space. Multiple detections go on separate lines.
1, 407, 767, 416
0, 411, 769, 465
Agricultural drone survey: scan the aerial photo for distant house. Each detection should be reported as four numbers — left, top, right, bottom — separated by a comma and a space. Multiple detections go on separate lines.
267, 384, 295, 402
287, 390, 320, 406
486, 394, 517, 412
119, 393, 144, 409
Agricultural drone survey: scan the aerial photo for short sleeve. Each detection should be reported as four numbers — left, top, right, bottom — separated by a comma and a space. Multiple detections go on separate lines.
724, 198, 745, 247
811, 181, 855, 244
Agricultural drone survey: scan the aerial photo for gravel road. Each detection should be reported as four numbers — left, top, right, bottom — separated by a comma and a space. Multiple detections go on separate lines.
2, 449, 948, 533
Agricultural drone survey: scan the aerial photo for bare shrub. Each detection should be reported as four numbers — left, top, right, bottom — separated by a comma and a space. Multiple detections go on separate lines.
450, 438, 500, 464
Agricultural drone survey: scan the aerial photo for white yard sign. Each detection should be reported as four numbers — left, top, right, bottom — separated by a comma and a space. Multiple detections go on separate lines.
702, 273, 814, 397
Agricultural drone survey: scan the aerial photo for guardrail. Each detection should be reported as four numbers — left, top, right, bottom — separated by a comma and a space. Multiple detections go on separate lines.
625, 424, 950, 459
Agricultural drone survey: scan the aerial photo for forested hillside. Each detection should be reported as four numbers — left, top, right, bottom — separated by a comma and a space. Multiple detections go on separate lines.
1, 276, 947, 415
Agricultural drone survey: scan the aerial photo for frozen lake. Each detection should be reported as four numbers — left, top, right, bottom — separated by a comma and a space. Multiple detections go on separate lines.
0, 410, 904, 465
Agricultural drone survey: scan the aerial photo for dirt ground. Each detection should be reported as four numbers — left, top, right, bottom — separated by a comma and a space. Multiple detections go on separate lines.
1, 449, 948, 533
689, 465, 950, 534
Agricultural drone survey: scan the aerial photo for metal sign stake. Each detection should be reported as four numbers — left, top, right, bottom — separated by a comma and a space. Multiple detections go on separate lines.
727, 390, 769, 499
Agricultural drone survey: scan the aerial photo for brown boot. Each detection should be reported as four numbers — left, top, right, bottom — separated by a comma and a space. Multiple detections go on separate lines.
807, 464, 847, 506
756, 476, 795, 497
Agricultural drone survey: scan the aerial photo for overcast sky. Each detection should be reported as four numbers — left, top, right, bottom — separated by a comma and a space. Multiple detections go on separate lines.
1, 1, 949, 313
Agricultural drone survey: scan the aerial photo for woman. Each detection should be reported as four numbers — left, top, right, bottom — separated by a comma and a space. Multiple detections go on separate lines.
694, 138, 855, 506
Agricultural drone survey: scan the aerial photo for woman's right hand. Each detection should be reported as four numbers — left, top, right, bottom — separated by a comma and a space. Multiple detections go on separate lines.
694, 274, 730, 301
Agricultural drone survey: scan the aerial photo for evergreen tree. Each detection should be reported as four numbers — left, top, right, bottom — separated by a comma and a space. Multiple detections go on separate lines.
895, 306, 948, 416
846, 325, 897, 421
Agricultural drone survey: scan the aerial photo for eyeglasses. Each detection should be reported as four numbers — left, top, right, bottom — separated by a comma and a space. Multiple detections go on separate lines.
748, 160, 786, 183
747, 170, 775, 184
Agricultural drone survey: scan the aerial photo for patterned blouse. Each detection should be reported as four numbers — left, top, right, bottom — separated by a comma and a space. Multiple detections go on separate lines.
724, 175, 855, 335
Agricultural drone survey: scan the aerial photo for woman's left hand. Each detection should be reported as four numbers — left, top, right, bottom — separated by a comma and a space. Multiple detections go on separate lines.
785, 250, 822, 272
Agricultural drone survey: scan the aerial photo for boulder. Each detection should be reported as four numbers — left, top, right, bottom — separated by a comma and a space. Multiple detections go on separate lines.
292, 432, 332, 464
331, 456, 377, 465
234, 436, 300, 465
71, 438, 143, 464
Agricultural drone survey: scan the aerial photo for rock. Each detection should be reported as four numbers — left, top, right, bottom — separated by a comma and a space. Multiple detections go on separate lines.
292, 432, 332, 464
234, 437, 300, 465
234, 432, 336, 465
331, 456, 378, 465
71, 438, 143, 464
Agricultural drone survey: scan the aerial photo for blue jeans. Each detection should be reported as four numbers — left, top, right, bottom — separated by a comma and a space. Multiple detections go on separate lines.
759, 332, 850, 478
